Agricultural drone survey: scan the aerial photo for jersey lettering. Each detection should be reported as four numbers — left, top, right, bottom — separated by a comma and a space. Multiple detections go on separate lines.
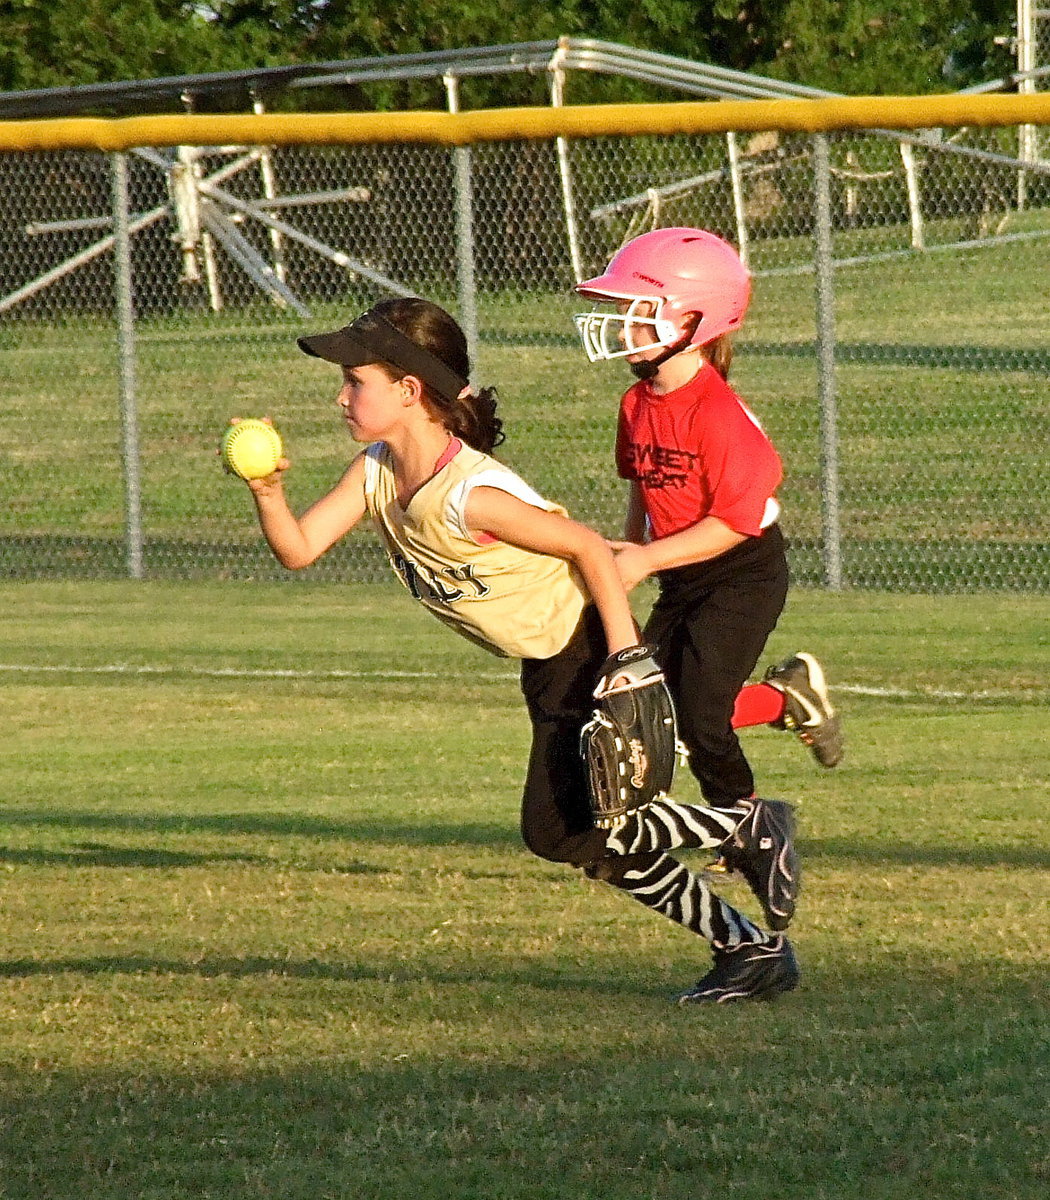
444, 563, 491, 598
638, 469, 689, 490
623, 442, 697, 490
391, 553, 488, 605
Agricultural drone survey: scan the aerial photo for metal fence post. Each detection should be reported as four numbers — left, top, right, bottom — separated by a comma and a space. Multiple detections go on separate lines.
550, 46, 584, 282
443, 73, 479, 369
726, 131, 750, 267
811, 134, 843, 590
110, 151, 144, 580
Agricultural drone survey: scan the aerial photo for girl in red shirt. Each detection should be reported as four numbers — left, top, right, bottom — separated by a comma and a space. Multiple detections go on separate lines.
575, 229, 843, 963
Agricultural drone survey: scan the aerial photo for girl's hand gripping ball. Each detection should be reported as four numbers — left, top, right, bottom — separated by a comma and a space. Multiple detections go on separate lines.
220, 418, 283, 480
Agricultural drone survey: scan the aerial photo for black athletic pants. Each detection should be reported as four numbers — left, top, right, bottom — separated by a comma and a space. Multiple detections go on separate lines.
518, 603, 610, 869
645, 525, 789, 807
516, 603, 769, 948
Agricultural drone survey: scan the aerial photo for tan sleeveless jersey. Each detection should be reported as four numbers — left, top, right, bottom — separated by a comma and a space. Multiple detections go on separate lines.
363, 441, 589, 659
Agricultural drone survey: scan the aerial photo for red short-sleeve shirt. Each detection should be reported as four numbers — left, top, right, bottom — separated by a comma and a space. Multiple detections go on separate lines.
615, 363, 782, 540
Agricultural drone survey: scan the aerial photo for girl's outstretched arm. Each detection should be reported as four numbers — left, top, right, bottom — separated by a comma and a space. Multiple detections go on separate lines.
249, 452, 368, 570
465, 487, 639, 656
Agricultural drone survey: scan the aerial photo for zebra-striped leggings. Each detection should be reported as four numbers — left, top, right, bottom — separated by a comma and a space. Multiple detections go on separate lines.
519, 607, 769, 949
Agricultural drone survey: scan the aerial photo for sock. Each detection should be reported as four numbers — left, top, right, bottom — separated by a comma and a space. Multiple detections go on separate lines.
731, 682, 785, 729
604, 796, 750, 857
613, 854, 767, 948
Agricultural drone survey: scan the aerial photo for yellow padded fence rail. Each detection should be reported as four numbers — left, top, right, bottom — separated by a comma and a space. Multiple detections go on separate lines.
4, 94, 1050, 152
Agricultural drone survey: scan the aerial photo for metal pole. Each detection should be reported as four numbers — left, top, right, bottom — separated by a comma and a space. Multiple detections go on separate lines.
550, 48, 584, 282
900, 141, 925, 250
252, 91, 288, 285
1018, 0, 1035, 209
0, 203, 167, 315
811, 134, 842, 590
110, 152, 144, 580
726, 131, 750, 267
179, 92, 222, 311
443, 73, 479, 370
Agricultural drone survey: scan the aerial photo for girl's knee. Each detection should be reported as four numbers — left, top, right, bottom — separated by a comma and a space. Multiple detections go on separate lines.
521, 823, 606, 868
521, 828, 570, 864
582, 857, 620, 882
583, 850, 665, 885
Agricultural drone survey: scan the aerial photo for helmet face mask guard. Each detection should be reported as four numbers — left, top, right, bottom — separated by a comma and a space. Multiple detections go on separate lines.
573, 227, 751, 366
573, 293, 682, 363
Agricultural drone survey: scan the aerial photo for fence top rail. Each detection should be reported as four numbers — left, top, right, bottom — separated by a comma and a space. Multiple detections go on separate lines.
293, 39, 836, 102
5, 37, 802, 120
4, 93, 1050, 153
0, 35, 1035, 121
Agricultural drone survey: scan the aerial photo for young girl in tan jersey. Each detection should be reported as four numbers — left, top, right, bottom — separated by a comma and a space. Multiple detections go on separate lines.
230, 296, 800, 1004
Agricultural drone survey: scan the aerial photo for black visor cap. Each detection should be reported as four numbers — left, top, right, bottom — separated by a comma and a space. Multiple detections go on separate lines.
297, 310, 467, 401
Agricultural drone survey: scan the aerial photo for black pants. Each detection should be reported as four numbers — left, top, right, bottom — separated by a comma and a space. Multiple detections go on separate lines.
645, 525, 789, 806
516, 604, 770, 948
518, 604, 611, 868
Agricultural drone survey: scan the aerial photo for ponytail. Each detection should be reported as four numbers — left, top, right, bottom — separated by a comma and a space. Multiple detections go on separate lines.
705, 334, 735, 380
447, 386, 505, 454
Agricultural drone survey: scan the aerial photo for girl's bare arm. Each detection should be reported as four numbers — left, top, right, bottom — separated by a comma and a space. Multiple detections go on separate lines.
466, 487, 639, 655
249, 453, 368, 570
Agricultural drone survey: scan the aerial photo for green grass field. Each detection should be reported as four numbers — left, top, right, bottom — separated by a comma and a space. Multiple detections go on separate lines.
1, 580, 1047, 1199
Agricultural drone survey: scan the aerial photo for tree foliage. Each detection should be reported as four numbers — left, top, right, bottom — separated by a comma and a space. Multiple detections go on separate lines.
0, 0, 290, 91
0, 0, 1019, 100
761, 1, 1014, 94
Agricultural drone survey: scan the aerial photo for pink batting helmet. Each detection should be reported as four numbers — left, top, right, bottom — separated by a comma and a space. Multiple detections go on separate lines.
574, 228, 751, 362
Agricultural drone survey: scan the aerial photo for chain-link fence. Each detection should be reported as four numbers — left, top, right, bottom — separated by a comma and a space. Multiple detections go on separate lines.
2, 117, 1048, 590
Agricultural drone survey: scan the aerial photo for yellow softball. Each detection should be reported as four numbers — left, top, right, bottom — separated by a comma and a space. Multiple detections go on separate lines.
220, 419, 283, 480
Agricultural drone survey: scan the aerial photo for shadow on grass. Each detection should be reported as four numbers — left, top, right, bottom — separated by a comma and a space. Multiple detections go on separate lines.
0, 953, 666, 998
802, 835, 1050, 871
1, 943, 1045, 1001
0, 842, 391, 874
0, 957, 1045, 1200
1, 808, 1046, 869
0, 807, 522, 851
0, 843, 264, 869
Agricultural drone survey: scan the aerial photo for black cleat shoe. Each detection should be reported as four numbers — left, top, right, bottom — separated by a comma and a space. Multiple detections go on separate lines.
764, 652, 843, 768
719, 799, 799, 931
678, 935, 800, 1004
